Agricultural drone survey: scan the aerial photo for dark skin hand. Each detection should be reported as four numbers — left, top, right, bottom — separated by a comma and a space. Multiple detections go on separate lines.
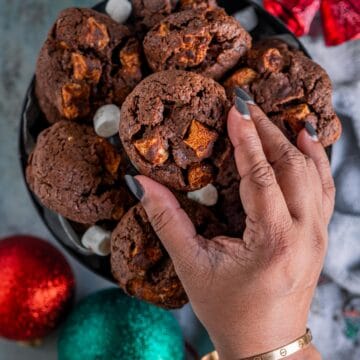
132, 102, 334, 360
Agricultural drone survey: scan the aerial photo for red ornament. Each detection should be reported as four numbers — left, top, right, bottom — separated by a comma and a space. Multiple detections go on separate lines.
321, 0, 360, 46
264, 0, 320, 36
0, 235, 75, 341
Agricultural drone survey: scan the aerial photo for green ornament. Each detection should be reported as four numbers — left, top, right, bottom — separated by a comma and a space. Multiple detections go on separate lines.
58, 288, 184, 360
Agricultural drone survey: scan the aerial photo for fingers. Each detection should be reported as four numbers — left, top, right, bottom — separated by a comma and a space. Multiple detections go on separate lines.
297, 128, 335, 223
227, 106, 292, 229
125, 175, 199, 267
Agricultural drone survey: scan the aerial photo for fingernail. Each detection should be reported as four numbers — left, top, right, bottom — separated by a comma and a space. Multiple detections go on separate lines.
305, 122, 319, 142
235, 96, 251, 120
125, 175, 144, 200
234, 87, 255, 105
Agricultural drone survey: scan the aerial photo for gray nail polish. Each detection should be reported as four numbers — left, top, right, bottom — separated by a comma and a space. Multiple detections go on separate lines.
305, 122, 319, 142
125, 174, 144, 200
235, 87, 255, 104
235, 96, 251, 120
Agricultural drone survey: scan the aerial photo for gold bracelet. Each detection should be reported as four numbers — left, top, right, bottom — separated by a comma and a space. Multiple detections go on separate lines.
201, 328, 312, 360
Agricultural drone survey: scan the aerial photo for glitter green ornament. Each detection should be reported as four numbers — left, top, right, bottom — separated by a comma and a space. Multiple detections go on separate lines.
58, 288, 185, 360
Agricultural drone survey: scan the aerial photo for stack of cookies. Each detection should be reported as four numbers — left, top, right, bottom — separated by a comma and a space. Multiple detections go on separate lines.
26, 0, 341, 309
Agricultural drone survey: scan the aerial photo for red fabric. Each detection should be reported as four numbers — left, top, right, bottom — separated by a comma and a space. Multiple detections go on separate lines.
321, 0, 360, 46
264, 0, 360, 46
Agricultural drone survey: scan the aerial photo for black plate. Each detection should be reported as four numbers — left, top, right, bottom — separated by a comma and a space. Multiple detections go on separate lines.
19, 0, 321, 283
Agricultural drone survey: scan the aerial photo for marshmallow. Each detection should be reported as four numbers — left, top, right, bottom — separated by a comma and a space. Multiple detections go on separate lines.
105, 0, 132, 24
187, 184, 218, 206
93, 104, 121, 138
81, 225, 111, 256
233, 6, 258, 32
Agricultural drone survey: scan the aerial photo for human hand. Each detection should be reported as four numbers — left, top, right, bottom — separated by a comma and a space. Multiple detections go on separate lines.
125, 91, 335, 359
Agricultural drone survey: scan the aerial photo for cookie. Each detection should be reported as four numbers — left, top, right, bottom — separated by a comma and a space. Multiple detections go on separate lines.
214, 156, 246, 237
224, 39, 342, 147
131, 0, 177, 31
26, 121, 132, 224
143, 8, 252, 80
178, 0, 218, 10
120, 70, 231, 191
111, 197, 224, 309
36, 8, 142, 124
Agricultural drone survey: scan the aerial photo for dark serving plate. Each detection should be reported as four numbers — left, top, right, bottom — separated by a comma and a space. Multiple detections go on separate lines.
19, 0, 322, 283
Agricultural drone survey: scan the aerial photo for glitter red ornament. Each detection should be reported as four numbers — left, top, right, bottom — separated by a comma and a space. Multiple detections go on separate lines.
0, 235, 75, 341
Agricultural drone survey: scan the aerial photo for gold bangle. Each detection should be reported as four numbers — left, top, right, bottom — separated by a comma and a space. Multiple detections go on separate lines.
201, 328, 312, 360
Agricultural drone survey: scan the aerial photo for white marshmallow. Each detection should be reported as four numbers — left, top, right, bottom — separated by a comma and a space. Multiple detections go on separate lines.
187, 184, 218, 207
93, 104, 121, 138
105, 0, 132, 24
81, 225, 111, 256
234, 6, 258, 32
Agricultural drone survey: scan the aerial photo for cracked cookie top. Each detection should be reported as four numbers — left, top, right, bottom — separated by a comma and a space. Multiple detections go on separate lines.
224, 39, 342, 147
143, 7, 252, 80
111, 197, 224, 309
36, 7, 143, 123
26, 121, 132, 224
120, 70, 231, 191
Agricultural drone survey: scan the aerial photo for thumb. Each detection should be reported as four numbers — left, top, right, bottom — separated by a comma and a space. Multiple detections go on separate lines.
124, 174, 199, 268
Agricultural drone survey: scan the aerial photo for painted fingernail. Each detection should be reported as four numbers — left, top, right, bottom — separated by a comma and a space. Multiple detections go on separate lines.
125, 174, 144, 200
234, 87, 255, 105
235, 96, 251, 120
305, 122, 319, 142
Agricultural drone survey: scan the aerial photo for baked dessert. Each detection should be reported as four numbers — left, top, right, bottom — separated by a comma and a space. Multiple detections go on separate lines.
214, 156, 246, 237
178, 0, 218, 10
143, 7, 252, 80
36, 7, 142, 124
224, 39, 342, 147
131, 0, 177, 31
26, 121, 132, 224
111, 196, 225, 309
120, 70, 231, 191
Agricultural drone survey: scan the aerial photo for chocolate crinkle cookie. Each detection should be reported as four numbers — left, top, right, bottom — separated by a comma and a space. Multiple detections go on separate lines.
224, 39, 342, 147
111, 196, 225, 309
120, 70, 231, 191
143, 7, 252, 80
26, 121, 132, 224
36, 7, 143, 124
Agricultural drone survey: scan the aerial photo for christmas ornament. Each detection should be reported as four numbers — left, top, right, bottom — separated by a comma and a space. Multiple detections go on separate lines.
321, 0, 360, 46
264, 0, 320, 37
0, 235, 75, 341
264, 0, 360, 46
58, 288, 185, 360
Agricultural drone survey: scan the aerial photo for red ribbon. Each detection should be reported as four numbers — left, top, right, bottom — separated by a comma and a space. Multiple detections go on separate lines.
264, 0, 360, 46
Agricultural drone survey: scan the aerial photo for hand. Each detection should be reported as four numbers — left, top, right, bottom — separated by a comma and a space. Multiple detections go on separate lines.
129, 100, 334, 359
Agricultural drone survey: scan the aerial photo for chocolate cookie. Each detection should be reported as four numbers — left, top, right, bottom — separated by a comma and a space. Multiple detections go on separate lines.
26, 121, 132, 224
143, 8, 252, 80
178, 0, 218, 10
120, 70, 231, 191
36, 8, 142, 124
214, 156, 246, 237
111, 197, 224, 309
131, 0, 177, 31
224, 39, 342, 147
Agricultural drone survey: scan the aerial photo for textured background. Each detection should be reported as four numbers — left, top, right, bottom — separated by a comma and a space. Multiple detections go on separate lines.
1, 0, 359, 359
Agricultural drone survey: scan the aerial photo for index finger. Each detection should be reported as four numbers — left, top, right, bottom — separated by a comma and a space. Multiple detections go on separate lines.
227, 106, 292, 230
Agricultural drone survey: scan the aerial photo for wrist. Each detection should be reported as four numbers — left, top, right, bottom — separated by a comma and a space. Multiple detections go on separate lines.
207, 292, 312, 360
